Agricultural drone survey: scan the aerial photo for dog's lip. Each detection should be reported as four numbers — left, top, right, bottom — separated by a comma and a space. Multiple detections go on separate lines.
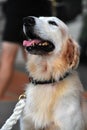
23, 39, 55, 55
23, 39, 42, 47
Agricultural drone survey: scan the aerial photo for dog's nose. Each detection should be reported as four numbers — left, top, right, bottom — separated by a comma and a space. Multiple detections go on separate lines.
23, 16, 35, 26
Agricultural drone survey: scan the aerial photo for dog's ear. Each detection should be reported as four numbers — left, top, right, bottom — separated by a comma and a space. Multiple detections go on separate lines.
64, 38, 80, 69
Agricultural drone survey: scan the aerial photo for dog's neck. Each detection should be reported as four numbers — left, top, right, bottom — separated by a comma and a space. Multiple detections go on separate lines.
29, 72, 70, 85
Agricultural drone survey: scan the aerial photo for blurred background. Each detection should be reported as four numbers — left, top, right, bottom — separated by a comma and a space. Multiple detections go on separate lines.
0, 0, 87, 129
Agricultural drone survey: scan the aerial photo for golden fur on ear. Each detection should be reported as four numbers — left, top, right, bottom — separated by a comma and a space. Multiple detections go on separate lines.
63, 38, 80, 69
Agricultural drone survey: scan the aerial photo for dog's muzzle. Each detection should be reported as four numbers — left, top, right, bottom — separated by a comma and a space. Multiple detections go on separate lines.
23, 16, 55, 55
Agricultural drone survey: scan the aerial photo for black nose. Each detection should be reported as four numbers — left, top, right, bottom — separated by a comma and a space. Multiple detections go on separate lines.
23, 16, 35, 26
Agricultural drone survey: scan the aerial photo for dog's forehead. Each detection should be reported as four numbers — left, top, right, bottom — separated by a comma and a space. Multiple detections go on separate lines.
39, 16, 68, 31
39, 17, 61, 24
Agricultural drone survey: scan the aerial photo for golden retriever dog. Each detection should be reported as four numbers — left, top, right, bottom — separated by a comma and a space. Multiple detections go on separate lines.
21, 16, 87, 130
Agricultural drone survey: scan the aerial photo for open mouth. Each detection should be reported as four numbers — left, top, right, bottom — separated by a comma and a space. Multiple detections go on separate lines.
23, 38, 55, 55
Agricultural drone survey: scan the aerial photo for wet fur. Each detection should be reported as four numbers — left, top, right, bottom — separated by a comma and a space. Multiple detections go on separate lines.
21, 17, 87, 130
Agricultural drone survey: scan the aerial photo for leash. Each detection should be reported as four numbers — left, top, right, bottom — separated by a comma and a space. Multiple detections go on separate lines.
0, 94, 26, 130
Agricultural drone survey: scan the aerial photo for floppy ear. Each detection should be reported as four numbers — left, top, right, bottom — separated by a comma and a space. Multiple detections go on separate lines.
64, 38, 80, 69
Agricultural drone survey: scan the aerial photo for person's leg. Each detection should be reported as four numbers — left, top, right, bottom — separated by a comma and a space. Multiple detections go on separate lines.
0, 42, 19, 97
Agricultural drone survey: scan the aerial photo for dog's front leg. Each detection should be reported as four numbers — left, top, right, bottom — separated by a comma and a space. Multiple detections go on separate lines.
45, 123, 60, 130
54, 99, 85, 130
20, 117, 35, 130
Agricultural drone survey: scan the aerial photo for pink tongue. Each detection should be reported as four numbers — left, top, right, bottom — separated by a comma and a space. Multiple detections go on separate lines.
23, 40, 41, 47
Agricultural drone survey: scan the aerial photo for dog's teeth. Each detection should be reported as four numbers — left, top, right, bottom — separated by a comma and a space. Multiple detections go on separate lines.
42, 43, 45, 46
38, 42, 48, 46
39, 43, 42, 46
45, 42, 48, 45
28, 38, 31, 40
43, 42, 48, 46
32, 43, 35, 46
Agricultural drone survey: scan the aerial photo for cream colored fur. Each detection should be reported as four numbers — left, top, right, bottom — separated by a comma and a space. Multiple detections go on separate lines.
21, 16, 87, 130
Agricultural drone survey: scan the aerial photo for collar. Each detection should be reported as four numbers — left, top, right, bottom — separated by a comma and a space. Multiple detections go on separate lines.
29, 72, 70, 85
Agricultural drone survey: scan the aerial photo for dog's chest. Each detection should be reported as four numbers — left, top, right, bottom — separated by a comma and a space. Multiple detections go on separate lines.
24, 85, 58, 128
23, 80, 84, 130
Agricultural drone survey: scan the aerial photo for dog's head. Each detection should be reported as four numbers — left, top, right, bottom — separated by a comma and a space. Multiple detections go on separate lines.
23, 16, 69, 55
23, 16, 80, 81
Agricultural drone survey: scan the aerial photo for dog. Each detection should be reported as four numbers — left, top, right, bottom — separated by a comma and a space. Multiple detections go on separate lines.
21, 16, 87, 130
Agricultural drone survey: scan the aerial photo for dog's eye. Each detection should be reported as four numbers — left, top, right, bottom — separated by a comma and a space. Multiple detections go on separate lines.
48, 21, 58, 26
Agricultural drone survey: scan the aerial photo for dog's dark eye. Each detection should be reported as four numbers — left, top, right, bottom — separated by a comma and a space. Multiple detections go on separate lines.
48, 21, 58, 26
